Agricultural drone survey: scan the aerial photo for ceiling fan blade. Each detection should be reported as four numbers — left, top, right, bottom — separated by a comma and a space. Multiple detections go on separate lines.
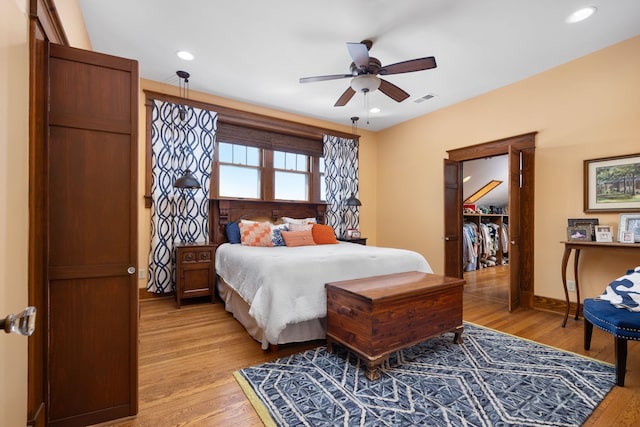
347, 42, 370, 70
379, 56, 437, 75
378, 79, 410, 102
299, 74, 353, 83
334, 87, 356, 107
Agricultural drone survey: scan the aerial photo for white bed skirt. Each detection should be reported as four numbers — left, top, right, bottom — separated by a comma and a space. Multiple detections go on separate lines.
216, 276, 326, 349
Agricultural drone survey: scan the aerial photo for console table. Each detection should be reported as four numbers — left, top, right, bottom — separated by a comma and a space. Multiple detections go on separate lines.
560, 240, 640, 327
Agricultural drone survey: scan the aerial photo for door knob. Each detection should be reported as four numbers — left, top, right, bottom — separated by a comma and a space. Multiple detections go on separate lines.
127, 266, 136, 275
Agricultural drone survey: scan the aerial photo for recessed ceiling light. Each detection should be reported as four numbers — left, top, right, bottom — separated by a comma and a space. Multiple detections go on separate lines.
369, 107, 381, 114
176, 50, 194, 61
566, 6, 597, 23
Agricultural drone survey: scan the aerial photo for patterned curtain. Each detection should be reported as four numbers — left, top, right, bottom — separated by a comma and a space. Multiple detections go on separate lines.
147, 100, 217, 294
323, 134, 359, 238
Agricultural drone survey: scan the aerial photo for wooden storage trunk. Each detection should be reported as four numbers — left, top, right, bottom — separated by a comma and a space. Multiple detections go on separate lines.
325, 271, 464, 380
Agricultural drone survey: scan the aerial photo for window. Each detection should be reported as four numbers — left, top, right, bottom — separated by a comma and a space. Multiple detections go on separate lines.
274, 151, 309, 201
218, 142, 261, 198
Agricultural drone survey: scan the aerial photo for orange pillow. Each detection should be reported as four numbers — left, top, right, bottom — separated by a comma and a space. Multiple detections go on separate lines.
281, 230, 316, 247
312, 224, 338, 244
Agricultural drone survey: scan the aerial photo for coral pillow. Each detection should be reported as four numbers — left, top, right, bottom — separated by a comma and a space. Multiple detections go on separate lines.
281, 230, 316, 247
312, 224, 338, 244
239, 221, 273, 247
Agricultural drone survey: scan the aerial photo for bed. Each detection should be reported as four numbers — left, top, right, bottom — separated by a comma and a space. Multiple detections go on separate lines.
210, 198, 433, 349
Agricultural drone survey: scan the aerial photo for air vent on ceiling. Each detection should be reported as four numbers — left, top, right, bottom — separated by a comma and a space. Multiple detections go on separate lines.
414, 93, 437, 103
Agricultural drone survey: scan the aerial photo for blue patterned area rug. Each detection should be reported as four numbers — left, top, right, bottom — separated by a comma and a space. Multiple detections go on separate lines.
234, 323, 615, 427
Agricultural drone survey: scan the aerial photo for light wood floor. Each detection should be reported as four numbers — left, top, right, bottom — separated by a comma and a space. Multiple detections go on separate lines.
98, 267, 640, 426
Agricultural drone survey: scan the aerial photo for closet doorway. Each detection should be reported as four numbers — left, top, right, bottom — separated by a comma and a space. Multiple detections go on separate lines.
462, 155, 510, 304
444, 133, 535, 311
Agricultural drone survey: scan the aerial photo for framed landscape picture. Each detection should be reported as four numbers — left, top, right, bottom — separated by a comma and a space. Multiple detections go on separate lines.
584, 153, 640, 212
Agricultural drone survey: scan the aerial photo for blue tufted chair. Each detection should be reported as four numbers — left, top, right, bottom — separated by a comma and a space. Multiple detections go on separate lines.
583, 298, 640, 386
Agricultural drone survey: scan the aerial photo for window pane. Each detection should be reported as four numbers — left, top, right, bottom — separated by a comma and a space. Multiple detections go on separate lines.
219, 142, 233, 163
320, 177, 326, 202
273, 151, 285, 169
275, 171, 307, 201
232, 144, 245, 165
219, 165, 260, 198
246, 146, 260, 166
319, 158, 325, 174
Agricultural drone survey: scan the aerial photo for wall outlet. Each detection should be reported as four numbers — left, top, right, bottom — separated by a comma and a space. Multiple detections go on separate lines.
567, 280, 576, 292
138, 268, 146, 280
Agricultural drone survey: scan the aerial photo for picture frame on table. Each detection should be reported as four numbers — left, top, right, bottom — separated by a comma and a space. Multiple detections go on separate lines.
567, 218, 598, 241
594, 225, 614, 243
584, 153, 640, 213
618, 213, 640, 243
345, 228, 361, 239
620, 231, 635, 244
567, 226, 591, 242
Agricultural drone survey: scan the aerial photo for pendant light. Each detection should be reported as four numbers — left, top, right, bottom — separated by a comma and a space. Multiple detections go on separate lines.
346, 116, 362, 207
173, 70, 201, 189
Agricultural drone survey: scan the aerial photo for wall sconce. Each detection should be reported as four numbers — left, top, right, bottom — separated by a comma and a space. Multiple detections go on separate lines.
1, 306, 36, 336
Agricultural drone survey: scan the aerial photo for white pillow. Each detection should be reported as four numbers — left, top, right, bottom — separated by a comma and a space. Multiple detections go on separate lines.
288, 222, 313, 232
282, 216, 317, 225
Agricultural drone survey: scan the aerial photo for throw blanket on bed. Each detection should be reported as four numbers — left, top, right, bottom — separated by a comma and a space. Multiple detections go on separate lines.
215, 242, 432, 347
597, 266, 640, 312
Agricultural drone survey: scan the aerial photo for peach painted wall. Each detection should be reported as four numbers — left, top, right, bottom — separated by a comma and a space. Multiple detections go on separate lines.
1, 1, 29, 425
376, 35, 640, 301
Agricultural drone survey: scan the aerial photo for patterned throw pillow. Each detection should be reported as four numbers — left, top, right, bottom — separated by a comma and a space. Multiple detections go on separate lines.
271, 223, 289, 246
281, 230, 316, 247
239, 221, 273, 247
312, 224, 338, 244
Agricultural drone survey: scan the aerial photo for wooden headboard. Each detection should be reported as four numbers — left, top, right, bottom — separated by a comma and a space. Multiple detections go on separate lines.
210, 198, 327, 245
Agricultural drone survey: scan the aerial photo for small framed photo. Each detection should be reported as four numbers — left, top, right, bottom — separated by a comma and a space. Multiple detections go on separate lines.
345, 228, 360, 239
567, 226, 591, 241
567, 218, 599, 241
620, 231, 635, 244
619, 213, 640, 243
594, 225, 613, 243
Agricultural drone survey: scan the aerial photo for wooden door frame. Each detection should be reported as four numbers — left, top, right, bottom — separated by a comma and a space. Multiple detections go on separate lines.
28, 1, 69, 425
446, 132, 536, 309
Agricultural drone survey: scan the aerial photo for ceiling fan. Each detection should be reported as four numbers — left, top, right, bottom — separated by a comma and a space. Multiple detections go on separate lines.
299, 40, 437, 107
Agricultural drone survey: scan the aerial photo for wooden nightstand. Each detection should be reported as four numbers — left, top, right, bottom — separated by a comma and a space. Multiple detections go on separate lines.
338, 237, 367, 245
175, 242, 217, 308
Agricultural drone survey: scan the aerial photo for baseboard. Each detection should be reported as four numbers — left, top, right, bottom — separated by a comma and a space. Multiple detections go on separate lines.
533, 295, 582, 318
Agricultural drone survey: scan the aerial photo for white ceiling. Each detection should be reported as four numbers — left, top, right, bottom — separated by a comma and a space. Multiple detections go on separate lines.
78, 0, 640, 131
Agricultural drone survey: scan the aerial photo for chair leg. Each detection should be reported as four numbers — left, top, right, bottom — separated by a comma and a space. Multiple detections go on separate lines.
615, 337, 627, 387
584, 319, 593, 350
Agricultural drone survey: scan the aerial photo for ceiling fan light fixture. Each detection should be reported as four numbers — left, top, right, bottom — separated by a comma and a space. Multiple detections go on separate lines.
350, 74, 381, 93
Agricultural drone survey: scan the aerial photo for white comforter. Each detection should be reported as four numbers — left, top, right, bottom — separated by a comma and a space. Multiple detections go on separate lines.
215, 242, 432, 346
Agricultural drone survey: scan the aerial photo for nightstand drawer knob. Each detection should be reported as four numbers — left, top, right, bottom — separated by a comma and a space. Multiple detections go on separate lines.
337, 306, 353, 316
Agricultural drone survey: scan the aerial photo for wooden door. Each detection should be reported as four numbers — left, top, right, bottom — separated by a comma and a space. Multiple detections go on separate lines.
46, 43, 138, 426
508, 146, 522, 311
443, 159, 463, 278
